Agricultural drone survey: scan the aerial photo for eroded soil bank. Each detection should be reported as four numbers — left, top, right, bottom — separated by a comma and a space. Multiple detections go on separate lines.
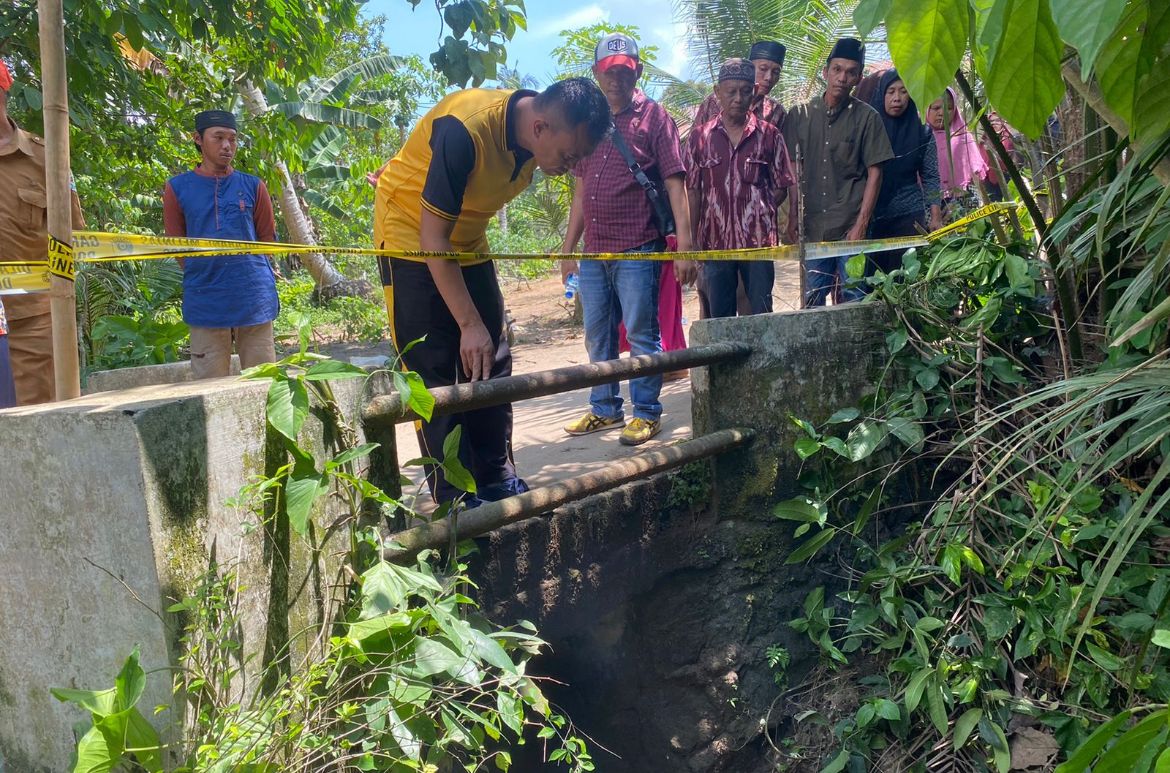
466, 470, 833, 772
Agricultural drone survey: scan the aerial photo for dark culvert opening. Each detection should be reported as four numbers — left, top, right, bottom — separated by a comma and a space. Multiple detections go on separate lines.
467, 476, 827, 773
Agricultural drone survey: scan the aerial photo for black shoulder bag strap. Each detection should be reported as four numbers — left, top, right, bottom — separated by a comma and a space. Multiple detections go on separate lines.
609, 127, 675, 236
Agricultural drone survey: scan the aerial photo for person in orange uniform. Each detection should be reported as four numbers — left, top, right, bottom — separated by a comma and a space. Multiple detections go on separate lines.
0, 59, 86, 404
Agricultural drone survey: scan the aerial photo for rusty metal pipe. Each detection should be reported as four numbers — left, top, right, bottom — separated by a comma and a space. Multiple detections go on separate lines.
383, 427, 754, 562
363, 342, 750, 426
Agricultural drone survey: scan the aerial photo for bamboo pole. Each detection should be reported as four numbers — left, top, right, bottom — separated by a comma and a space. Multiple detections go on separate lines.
363, 342, 751, 426
383, 428, 755, 562
37, 0, 81, 400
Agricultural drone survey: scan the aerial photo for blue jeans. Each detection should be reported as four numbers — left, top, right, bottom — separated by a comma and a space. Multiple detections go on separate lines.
805, 254, 865, 306
0, 336, 14, 409
580, 240, 663, 421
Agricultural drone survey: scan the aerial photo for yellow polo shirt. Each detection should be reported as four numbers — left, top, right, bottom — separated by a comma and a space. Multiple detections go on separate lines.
374, 88, 536, 266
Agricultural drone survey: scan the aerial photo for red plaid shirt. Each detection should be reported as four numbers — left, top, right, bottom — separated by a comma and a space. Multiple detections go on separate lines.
573, 89, 686, 253
685, 113, 794, 250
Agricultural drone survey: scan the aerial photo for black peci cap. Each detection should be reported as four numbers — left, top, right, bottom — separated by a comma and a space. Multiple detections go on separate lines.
194, 110, 237, 133
748, 40, 786, 67
827, 37, 865, 66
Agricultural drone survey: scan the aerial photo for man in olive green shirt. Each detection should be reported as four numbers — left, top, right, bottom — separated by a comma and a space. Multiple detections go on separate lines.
784, 38, 893, 305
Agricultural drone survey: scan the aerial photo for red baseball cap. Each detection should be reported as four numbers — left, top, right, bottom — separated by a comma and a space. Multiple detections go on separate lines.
0, 61, 12, 92
595, 33, 639, 73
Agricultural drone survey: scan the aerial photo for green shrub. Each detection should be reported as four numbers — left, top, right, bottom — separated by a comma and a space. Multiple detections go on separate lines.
275, 271, 388, 344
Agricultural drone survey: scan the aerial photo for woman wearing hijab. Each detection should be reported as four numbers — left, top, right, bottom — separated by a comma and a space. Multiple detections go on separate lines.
926, 87, 996, 207
866, 70, 942, 275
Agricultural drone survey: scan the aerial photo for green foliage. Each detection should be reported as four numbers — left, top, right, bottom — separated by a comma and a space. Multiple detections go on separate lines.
1056, 706, 1170, 773
276, 272, 388, 344
89, 314, 189, 370
1048, 0, 1128, 81
77, 258, 187, 373
241, 313, 398, 537
61, 317, 591, 771
679, 0, 863, 107
422, 0, 527, 86
769, 161, 1170, 766
884, 0, 968, 120
551, 22, 660, 88
167, 556, 593, 771
766, 644, 792, 687
873, 0, 1170, 139
51, 647, 163, 773
487, 170, 573, 283
665, 460, 713, 509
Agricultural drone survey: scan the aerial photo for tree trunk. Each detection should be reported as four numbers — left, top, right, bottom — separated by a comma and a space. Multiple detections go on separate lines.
1057, 88, 1087, 199
235, 79, 369, 300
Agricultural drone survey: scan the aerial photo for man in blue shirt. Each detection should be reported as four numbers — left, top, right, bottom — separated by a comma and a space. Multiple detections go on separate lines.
163, 110, 279, 378
0, 298, 14, 408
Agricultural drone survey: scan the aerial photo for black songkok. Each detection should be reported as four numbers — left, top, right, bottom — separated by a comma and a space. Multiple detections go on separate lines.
827, 37, 865, 66
194, 110, 237, 133
748, 40, 786, 67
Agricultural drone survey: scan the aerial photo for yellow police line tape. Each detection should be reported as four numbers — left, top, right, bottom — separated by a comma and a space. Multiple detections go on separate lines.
0, 202, 1015, 296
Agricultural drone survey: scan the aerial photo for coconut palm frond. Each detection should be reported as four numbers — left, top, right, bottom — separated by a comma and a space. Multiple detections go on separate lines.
676, 0, 791, 82
514, 174, 574, 244
674, 0, 863, 107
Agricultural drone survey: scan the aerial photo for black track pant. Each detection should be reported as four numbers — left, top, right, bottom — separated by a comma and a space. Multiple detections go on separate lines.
381, 257, 516, 503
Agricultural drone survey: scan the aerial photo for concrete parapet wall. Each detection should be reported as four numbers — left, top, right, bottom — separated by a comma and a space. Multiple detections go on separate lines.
0, 373, 387, 772
84, 356, 241, 394
690, 303, 891, 519
0, 305, 891, 772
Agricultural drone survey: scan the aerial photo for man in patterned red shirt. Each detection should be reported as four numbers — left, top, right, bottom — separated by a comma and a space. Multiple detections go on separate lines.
692, 41, 787, 133
687, 59, 794, 317
691, 41, 786, 319
560, 32, 695, 446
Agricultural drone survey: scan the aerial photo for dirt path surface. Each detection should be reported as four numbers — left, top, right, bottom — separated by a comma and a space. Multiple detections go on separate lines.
390, 261, 801, 507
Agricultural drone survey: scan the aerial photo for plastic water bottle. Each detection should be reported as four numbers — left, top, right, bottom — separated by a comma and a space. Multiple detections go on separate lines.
564, 272, 579, 300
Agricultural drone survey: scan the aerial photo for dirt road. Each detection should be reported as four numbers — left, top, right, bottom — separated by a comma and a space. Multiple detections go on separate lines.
391, 261, 800, 506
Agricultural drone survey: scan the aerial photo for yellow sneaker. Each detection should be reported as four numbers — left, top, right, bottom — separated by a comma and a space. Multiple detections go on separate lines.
620, 417, 661, 446
564, 411, 625, 436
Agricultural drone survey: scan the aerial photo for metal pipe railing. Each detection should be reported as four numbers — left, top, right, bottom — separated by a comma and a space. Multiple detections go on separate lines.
362, 342, 750, 426
382, 427, 754, 562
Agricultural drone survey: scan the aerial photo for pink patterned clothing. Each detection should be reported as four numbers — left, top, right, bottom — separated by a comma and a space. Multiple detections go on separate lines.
573, 89, 686, 253
619, 260, 687, 353
685, 113, 794, 250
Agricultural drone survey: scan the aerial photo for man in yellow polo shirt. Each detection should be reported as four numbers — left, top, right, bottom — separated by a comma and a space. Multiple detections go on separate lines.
375, 77, 611, 506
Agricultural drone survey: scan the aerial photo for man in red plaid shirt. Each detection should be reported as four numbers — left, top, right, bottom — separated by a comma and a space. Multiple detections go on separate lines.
560, 32, 696, 446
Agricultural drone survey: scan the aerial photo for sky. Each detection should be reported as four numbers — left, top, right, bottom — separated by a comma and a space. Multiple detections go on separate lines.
362, 0, 696, 89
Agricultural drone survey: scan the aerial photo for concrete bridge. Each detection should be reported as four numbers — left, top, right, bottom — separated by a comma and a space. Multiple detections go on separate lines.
0, 303, 888, 772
